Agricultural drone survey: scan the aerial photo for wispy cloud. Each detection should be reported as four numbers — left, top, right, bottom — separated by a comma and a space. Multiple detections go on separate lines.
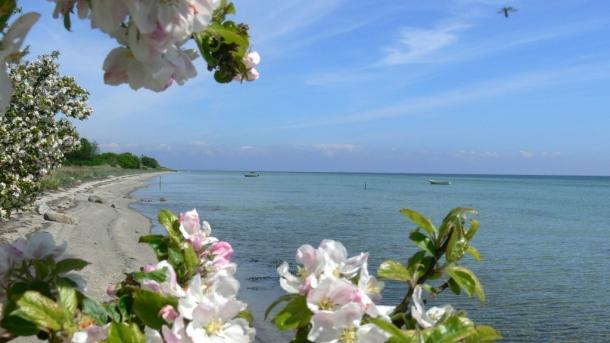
288, 60, 610, 128
381, 23, 470, 65
312, 143, 358, 157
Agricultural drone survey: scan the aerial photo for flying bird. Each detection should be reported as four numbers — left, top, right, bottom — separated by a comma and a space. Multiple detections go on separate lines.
499, 6, 517, 18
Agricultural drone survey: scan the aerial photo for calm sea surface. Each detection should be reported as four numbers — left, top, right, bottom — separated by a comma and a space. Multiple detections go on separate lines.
131, 171, 610, 342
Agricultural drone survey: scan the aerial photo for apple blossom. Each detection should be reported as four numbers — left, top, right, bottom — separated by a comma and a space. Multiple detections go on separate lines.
185, 299, 254, 343
0, 12, 40, 113
308, 303, 389, 343
411, 285, 455, 329
141, 261, 186, 297
71, 325, 107, 343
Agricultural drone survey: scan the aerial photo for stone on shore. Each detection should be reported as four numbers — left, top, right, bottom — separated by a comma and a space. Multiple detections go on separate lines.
44, 211, 78, 224
37, 203, 50, 215
88, 195, 104, 203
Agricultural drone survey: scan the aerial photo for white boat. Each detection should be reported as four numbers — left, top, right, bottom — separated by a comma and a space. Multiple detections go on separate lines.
244, 171, 259, 177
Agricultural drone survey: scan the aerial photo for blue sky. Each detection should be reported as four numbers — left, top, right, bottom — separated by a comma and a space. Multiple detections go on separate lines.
20, 0, 610, 175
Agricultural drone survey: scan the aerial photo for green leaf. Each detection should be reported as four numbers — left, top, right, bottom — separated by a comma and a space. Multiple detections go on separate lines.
400, 209, 436, 235
0, 314, 39, 336
132, 289, 177, 330
448, 278, 461, 295
168, 247, 184, 266
208, 22, 249, 57
409, 231, 437, 256
421, 315, 476, 343
133, 269, 167, 284
446, 225, 468, 263
369, 317, 416, 343
139, 235, 169, 260
54, 258, 90, 275
273, 296, 312, 331
438, 208, 477, 240
445, 266, 485, 302
378, 260, 411, 282
58, 286, 77, 316
63, 11, 71, 31
82, 297, 109, 325
14, 291, 64, 331
466, 246, 481, 261
158, 209, 180, 241
465, 325, 503, 343
105, 322, 145, 343
465, 219, 479, 241
183, 244, 200, 279
265, 294, 299, 320
236, 310, 254, 326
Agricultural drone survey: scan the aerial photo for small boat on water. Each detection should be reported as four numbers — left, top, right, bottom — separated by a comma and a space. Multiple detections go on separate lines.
244, 171, 260, 177
429, 179, 451, 185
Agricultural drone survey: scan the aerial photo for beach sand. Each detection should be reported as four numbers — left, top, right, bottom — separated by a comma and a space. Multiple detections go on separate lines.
0, 172, 166, 302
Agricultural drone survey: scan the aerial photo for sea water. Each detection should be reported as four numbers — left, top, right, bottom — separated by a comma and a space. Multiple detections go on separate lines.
131, 171, 610, 342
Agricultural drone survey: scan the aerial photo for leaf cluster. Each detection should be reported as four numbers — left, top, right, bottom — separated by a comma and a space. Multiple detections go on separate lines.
193, 1, 251, 83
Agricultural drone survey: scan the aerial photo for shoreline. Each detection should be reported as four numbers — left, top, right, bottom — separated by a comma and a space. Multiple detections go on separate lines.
0, 171, 168, 301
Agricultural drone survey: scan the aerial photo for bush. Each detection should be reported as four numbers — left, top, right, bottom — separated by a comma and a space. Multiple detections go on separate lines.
97, 152, 119, 166
140, 155, 160, 169
117, 153, 140, 169
64, 138, 98, 163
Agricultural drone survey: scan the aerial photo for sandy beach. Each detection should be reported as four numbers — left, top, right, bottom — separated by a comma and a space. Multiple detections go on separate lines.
0, 172, 167, 301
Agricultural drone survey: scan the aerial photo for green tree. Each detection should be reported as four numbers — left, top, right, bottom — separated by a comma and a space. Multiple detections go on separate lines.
117, 153, 140, 169
140, 155, 160, 169
64, 138, 98, 164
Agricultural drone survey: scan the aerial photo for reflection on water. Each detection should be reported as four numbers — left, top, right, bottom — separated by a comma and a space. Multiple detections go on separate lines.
132, 171, 610, 342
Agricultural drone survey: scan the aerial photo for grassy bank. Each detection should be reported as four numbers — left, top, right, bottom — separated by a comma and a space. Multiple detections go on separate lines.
39, 165, 171, 191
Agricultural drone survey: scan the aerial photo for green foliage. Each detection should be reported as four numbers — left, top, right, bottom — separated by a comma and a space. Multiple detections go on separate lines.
378, 260, 412, 282
105, 322, 145, 343
194, 1, 251, 83
140, 155, 160, 169
376, 207, 499, 342
272, 296, 312, 331
132, 289, 177, 330
117, 153, 140, 169
64, 138, 99, 164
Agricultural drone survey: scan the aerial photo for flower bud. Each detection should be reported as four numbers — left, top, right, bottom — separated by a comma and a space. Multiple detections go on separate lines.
159, 305, 178, 323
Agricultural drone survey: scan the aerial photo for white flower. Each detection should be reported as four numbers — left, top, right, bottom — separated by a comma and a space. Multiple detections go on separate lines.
71, 325, 107, 343
89, 0, 129, 35
9, 232, 67, 261
144, 327, 163, 343
319, 240, 368, 279
411, 285, 454, 329
178, 271, 239, 320
243, 52, 260, 69
102, 47, 173, 92
185, 299, 254, 343
308, 303, 389, 343
0, 12, 40, 112
161, 316, 190, 343
141, 261, 186, 297
306, 276, 360, 313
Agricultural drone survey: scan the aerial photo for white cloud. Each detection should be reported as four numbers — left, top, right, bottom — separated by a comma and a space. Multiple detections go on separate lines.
312, 143, 358, 157
456, 150, 498, 158
519, 150, 534, 158
286, 60, 610, 128
381, 23, 469, 65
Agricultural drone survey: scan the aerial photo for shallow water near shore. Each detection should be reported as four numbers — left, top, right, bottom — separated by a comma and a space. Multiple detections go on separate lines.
132, 171, 610, 342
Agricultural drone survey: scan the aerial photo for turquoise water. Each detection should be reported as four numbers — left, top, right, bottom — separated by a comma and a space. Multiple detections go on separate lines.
132, 171, 610, 342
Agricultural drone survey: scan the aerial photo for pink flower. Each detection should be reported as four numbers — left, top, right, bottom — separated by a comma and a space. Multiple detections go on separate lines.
106, 283, 119, 297
211, 241, 233, 261
159, 305, 178, 324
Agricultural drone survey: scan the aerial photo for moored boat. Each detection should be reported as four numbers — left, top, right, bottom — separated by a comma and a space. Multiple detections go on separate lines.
429, 179, 451, 185
244, 171, 259, 177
